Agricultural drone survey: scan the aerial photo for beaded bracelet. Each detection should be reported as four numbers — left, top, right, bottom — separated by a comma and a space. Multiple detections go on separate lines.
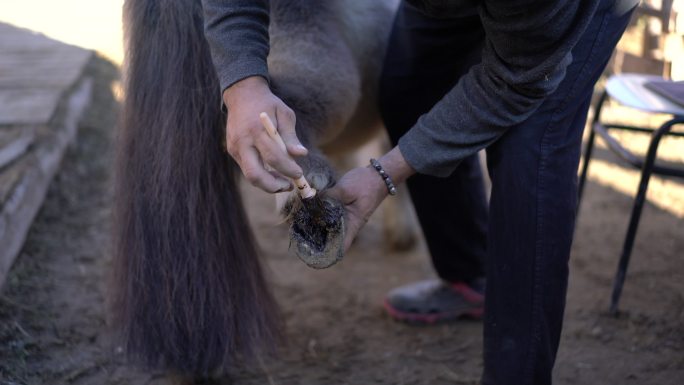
370, 158, 397, 196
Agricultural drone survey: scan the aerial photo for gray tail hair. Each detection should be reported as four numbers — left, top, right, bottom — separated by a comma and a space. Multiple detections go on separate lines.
111, 0, 282, 376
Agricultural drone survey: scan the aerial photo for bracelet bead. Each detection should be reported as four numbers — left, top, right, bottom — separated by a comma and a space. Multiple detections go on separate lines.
370, 158, 397, 196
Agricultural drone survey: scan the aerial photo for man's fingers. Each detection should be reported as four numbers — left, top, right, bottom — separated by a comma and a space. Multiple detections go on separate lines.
255, 131, 304, 179
275, 107, 308, 157
240, 147, 293, 193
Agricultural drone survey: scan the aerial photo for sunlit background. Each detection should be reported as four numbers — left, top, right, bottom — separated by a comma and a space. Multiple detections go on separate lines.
0, 0, 124, 64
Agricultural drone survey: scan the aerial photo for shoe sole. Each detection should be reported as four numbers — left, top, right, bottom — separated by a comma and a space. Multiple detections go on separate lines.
383, 298, 484, 325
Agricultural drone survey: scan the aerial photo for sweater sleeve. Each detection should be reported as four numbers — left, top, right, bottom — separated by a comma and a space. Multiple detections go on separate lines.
201, 0, 271, 93
398, 0, 601, 177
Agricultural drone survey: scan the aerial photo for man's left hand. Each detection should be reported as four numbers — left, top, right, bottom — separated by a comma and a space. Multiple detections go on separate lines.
325, 166, 388, 252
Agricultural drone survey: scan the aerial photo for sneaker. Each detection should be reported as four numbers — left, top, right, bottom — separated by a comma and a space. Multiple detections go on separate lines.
383, 278, 485, 324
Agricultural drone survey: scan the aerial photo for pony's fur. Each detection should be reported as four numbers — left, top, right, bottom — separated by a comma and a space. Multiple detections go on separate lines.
113, 0, 397, 377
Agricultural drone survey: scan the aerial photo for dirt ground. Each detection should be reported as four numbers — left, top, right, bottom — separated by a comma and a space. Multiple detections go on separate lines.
0, 58, 682, 385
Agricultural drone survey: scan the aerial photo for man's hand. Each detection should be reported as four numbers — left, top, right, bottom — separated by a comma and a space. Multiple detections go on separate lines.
326, 166, 388, 252
326, 146, 416, 252
223, 76, 308, 193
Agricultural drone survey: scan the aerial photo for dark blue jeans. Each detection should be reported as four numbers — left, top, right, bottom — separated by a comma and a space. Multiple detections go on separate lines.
379, 1, 634, 384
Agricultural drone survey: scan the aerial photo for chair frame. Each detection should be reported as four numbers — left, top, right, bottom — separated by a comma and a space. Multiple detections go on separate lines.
577, 89, 684, 314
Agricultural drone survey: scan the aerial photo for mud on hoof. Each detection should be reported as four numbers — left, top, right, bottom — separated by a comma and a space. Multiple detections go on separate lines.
285, 195, 345, 269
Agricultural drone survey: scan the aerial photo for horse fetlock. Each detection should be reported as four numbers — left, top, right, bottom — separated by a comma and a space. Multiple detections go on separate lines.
300, 153, 336, 190
306, 171, 332, 191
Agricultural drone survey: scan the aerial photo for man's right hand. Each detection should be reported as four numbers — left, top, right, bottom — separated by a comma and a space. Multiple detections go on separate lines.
223, 76, 308, 193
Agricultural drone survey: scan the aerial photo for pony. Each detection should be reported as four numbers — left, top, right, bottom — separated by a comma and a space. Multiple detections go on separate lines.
112, 0, 403, 380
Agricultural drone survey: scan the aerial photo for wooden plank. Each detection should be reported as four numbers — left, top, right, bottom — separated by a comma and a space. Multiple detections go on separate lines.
0, 125, 36, 169
0, 49, 92, 89
0, 21, 95, 287
0, 23, 92, 126
0, 89, 63, 124
0, 78, 92, 286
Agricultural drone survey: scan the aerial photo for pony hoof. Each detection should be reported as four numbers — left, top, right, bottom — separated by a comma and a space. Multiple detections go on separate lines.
289, 197, 345, 269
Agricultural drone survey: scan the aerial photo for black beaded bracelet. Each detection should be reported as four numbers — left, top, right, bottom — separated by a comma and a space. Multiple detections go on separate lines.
370, 158, 397, 196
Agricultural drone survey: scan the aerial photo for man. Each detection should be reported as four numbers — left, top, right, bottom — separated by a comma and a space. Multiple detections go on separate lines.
202, 0, 637, 383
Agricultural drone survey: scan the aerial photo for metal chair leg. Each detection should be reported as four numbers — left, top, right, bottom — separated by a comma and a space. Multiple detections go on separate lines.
609, 118, 683, 314
578, 91, 608, 207
578, 129, 596, 205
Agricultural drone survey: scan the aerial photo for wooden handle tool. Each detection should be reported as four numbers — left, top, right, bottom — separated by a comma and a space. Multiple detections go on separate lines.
259, 112, 317, 199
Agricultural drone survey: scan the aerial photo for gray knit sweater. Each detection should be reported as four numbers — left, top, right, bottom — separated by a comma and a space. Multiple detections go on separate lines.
201, 0, 605, 177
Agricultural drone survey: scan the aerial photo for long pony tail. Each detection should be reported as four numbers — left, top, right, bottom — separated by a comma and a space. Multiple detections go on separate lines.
111, 0, 282, 377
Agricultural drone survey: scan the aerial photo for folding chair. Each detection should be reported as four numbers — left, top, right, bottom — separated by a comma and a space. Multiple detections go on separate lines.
578, 73, 684, 314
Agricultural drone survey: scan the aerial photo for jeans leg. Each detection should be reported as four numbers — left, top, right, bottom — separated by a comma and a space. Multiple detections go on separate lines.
481, 5, 635, 385
379, 1, 488, 283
